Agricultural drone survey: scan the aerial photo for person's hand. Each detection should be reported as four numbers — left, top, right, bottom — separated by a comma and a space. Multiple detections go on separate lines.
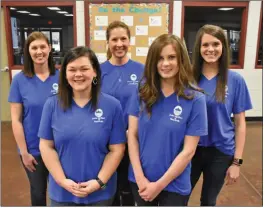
78, 179, 101, 196
139, 182, 163, 202
136, 176, 150, 192
21, 153, 38, 172
225, 165, 240, 185
61, 179, 87, 198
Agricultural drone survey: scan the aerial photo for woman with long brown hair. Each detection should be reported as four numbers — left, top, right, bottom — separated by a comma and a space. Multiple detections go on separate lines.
8, 31, 59, 206
189, 24, 252, 206
100, 20, 144, 206
127, 34, 207, 206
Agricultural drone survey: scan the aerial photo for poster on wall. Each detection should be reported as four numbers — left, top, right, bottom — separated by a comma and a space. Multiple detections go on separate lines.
88, 3, 170, 64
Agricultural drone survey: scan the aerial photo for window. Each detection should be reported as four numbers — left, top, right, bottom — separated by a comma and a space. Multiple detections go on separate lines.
256, 6, 262, 68
182, 2, 248, 68
8, 5, 74, 66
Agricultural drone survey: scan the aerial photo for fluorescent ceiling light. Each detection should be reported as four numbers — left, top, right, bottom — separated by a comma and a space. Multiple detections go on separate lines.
57, 11, 68, 14
218, 8, 234, 11
47, 7, 60, 10
64, 14, 73, 16
29, 14, 40, 16
10, 7, 16, 10
17, 11, 30, 13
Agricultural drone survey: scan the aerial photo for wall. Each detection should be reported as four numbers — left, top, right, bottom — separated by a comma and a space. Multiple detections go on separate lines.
1, 7, 11, 121
2, 0, 263, 120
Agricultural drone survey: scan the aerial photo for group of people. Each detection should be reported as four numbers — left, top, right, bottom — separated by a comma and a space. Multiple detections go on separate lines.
8, 20, 252, 206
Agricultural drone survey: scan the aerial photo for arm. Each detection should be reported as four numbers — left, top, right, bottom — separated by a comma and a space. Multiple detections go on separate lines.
157, 135, 199, 189
225, 112, 246, 185
39, 139, 87, 197
10, 103, 37, 172
128, 115, 149, 190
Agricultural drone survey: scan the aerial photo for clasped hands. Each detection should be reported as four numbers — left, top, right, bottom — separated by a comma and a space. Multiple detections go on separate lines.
136, 176, 164, 202
61, 179, 101, 198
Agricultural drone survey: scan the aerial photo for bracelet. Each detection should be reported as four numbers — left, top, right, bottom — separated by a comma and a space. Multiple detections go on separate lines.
96, 177, 106, 189
232, 162, 241, 166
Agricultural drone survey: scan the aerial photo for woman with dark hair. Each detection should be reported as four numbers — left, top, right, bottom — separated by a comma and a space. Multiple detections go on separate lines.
127, 34, 208, 206
8, 31, 59, 206
100, 20, 144, 205
38, 46, 126, 206
189, 24, 252, 206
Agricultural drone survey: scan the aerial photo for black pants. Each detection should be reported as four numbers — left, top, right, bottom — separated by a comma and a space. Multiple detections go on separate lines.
130, 182, 188, 206
50, 197, 114, 206
112, 145, 135, 206
21, 155, 49, 206
189, 146, 233, 206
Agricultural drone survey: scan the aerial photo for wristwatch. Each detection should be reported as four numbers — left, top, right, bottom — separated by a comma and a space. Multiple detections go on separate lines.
96, 177, 106, 189
233, 158, 243, 165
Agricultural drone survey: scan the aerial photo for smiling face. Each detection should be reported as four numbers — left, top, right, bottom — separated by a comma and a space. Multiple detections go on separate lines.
29, 39, 51, 66
108, 27, 130, 59
157, 44, 179, 82
66, 56, 97, 94
200, 33, 223, 64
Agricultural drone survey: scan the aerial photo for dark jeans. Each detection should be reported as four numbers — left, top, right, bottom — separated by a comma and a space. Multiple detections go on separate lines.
50, 197, 114, 206
189, 146, 233, 206
112, 145, 135, 206
130, 182, 189, 206
21, 155, 49, 206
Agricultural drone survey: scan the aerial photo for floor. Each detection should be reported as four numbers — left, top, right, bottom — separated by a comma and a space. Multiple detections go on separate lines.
1, 121, 263, 206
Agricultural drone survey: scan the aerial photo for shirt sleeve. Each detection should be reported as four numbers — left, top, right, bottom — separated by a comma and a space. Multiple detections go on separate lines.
232, 75, 253, 114
109, 102, 127, 145
8, 75, 23, 103
38, 98, 54, 140
185, 94, 208, 136
127, 88, 141, 117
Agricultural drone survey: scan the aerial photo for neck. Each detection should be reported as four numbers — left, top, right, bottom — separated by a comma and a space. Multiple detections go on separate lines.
161, 78, 176, 96
73, 88, 91, 100
202, 61, 219, 78
34, 63, 49, 74
109, 56, 129, 66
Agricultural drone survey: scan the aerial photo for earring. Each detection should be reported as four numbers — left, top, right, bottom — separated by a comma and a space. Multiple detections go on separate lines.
92, 77, 98, 85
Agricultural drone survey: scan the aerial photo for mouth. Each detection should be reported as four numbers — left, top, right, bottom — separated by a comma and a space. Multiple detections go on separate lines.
161, 68, 172, 73
74, 80, 85, 83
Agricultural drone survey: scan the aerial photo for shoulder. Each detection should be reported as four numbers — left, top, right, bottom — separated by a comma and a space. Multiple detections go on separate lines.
129, 60, 144, 69
100, 61, 110, 69
228, 70, 245, 82
99, 92, 121, 107
12, 71, 26, 82
46, 94, 59, 105
185, 88, 205, 102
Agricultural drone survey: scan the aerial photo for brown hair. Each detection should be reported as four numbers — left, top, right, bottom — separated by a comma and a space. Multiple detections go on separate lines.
23, 31, 55, 77
139, 34, 199, 115
192, 24, 230, 103
58, 46, 101, 111
106, 21, 131, 60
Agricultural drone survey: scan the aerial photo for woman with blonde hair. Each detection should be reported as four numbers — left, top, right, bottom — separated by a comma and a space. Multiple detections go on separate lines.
189, 24, 252, 206
127, 34, 208, 206
100, 20, 144, 205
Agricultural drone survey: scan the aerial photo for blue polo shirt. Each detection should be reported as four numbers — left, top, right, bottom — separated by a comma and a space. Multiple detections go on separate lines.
128, 89, 208, 195
198, 70, 252, 155
8, 70, 59, 156
38, 93, 126, 204
100, 59, 144, 128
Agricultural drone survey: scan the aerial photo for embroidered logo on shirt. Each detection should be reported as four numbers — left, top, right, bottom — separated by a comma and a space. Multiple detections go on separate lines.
127, 74, 138, 85
169, 105, 183, 122
225, 85, 229, 98
51, 83, 58, 94
92, 109, 105, 123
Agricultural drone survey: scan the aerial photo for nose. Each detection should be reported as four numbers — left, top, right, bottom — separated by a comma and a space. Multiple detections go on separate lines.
208, 45, 214, 51
36, 48, 42, 54
162, 58, 170, 66
117, 39, 123, 47
74, 70, 83, 77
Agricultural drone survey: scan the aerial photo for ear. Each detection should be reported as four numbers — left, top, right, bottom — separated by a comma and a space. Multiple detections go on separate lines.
48, 44, 52, 53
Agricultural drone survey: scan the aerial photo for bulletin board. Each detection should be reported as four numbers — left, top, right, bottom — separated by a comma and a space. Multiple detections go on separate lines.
85, 2, 173, 64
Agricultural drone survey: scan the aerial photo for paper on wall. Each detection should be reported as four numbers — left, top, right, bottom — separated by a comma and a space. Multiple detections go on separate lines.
149, 16, 162, 26
95, 16, 108, 26
121, 16, 134, 26
135, 26, 148, 36
136, 47, 148, 57
94, 30, 106, 40
96, 53, 107, 63
148, 37, 157, 46
130, 36, 135, 45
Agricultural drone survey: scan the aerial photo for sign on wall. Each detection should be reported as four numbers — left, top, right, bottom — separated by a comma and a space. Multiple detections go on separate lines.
88, 3, 170, 64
